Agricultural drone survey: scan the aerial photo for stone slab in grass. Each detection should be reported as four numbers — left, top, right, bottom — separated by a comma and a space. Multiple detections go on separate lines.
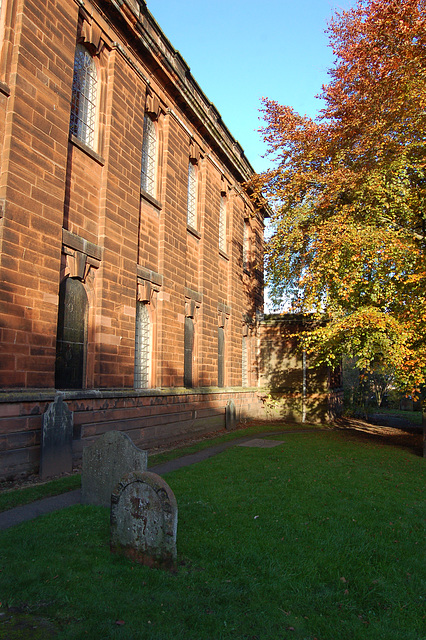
237, 438, 286, 448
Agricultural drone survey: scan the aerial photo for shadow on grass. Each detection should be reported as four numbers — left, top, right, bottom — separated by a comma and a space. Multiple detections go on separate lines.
0, 432, 424, 640
333, 416, 423, 457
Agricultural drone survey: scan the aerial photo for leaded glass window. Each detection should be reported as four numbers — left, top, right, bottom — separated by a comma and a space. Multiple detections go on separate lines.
141, 115, 157, 196
69, 44, 97, 148
134, 302, 150, 389
242, 334, 248, 387
243, 220, 250, 271
218, 327, 225, 387
187, 162, 197, 228
184, 317, 194, 387
219, 195, 226, 252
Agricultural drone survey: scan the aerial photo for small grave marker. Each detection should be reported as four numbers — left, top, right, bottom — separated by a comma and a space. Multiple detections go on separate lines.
82, 431, 148, 507
40, 395, 73, 479
110, 471, 178, 569
225, 399, 236, 430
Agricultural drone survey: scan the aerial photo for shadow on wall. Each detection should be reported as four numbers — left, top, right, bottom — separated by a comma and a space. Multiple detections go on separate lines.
257, 315, 339, 424
0, 358, 265, 482
233, 231, 264, 319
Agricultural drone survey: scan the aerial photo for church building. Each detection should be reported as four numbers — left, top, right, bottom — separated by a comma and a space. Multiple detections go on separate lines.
0, 0, 268, 478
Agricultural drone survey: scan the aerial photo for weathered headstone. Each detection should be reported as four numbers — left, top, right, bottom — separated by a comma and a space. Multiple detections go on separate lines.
82, 431, 147, 507
40, 394, 73, 479
110, 471, 178, 569
225, 399, 236, 430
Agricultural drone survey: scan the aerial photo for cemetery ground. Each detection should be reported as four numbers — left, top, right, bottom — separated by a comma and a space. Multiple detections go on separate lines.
0, 424, 424, 639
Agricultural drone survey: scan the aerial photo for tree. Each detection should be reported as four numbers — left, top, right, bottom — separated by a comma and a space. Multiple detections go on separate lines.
367, 364, 396, 408
250, 0, 426, 396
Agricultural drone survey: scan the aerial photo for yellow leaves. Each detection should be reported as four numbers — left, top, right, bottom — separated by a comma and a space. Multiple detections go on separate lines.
255, 0, 426, 389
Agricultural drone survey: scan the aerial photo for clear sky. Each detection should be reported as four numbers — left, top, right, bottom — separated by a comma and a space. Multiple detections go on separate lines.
146, 0, 356, 173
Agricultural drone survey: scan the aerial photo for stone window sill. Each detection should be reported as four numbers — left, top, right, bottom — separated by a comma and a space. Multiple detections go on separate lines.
141, 190, 162, 211
219, 249, 229, 261
70, 134, 105, 166
0, 81, 10, 97
187, 224, 201, 240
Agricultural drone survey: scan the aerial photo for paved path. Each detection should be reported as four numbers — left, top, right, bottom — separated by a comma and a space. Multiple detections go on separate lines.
0, 429, 312, 531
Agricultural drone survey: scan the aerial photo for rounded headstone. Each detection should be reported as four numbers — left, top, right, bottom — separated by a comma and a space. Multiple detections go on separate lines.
110, 471, 178, 570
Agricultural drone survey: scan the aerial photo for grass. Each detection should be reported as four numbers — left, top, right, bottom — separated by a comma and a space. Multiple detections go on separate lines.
147, 421, 311, 467
0, 474, 81, 513
0, 429, 424, 639
346, 406, 422, 425
367, 408, 422, 424
0, 422, 309, 513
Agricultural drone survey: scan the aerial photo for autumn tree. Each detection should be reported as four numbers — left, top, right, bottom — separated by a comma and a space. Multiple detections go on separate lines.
251, 0, 426, 395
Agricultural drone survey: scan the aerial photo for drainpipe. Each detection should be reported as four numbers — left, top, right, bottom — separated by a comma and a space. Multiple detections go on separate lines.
302, 350, 307, 423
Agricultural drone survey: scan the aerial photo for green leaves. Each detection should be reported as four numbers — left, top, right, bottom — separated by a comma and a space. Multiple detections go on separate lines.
251, 0, 426, 391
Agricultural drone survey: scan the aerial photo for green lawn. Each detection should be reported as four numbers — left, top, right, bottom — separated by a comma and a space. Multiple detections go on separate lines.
0, 422, 307, 513
368, 408, 422, 424
0, 430, 424, 639
0, 474, 82, 513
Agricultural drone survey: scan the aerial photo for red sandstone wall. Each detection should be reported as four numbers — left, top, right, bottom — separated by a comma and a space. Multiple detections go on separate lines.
0, 0, 264, 392
0, 0, 267, 480
258, 317, 339, 423
0, 0, 77, 388
0, 390, 266, 480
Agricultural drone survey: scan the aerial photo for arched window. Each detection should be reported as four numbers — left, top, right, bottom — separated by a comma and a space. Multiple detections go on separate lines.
242, 334, 248, 387
141, 114, 157, 196
243, 219, 251, 272
184, 316, 194, 388
219, 194, 226, 253
218, 327, 225, 387
134, 301, 150, 389
187, 161, 197, 228
69, 43, 97, 148
55, 277, 88, 389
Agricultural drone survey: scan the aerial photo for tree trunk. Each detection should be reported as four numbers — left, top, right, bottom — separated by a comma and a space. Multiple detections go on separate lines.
423, 408, 426, 459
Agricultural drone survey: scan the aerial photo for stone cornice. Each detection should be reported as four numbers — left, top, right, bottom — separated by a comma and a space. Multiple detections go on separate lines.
98, 0, 255, 183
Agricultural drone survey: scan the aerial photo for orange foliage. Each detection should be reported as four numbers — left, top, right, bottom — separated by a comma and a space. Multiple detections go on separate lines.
250, 0, 426, 391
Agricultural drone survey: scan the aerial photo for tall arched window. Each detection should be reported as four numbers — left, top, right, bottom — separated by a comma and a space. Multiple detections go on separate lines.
243, 219, 251, 272
134, 301, 150, 389
184, 316, 194, 388
69, 43, 97, 148
187, 161, 197, 228
218, 327, 225, 387
242, 334, 248, 387
141, 114, 157, 196
219, 194, 227, 253
55, 277, 88, 389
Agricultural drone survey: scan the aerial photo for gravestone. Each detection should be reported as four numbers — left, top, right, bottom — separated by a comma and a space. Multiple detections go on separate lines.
82, 431, 148, 507
40, 394, 73, 479
110, 471, 178, 569
225, 399, 236, 430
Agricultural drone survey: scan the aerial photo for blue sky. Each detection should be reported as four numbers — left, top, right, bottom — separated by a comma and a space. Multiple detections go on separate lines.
146, 0, 356, 173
